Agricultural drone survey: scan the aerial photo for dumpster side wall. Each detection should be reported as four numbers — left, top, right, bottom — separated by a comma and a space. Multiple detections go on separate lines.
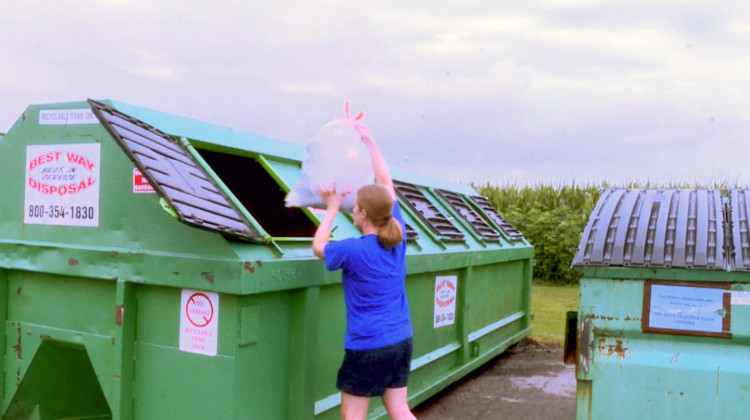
0, 269, 6, 406
133, 287, 297, 419
3, 270, 119, 415
576, 274, 750, 420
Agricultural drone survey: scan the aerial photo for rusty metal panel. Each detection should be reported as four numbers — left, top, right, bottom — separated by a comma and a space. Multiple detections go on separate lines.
572, 189, 724, 270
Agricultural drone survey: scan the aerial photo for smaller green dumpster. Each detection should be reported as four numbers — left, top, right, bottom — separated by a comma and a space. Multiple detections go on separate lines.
568, 188, 750, 420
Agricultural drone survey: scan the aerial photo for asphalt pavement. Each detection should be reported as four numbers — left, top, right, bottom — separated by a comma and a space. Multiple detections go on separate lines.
412, 339, 576, 420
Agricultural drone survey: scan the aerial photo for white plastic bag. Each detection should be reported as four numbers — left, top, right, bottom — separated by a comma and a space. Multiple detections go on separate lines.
285, 103, 374, 211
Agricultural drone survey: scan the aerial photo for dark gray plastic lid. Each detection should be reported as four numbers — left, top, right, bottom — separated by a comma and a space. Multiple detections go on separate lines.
731, 189, 750, 271
572, 189, 724, 270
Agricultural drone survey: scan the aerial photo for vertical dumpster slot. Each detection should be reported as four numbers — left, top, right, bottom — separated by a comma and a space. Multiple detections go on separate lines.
394, 181, 464, 241
195, 150, 317, 238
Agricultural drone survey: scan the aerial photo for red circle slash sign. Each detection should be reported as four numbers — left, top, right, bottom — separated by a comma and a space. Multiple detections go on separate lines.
186, 292, 214, 327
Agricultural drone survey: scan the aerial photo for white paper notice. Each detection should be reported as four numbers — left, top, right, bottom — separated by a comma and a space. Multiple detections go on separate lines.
179, 290, 219, 356
649, 284, 726, 333
24, 143, 101, 227
434, 276, 457, 328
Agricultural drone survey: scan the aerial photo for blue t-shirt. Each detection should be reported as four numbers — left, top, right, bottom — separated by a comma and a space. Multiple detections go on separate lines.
324, 201, 413, 350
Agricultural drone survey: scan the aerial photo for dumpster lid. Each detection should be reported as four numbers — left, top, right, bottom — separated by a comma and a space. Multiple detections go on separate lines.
89, 99, 265, 241
572, 189, 725, 270
469, 196, 525, 241
394, 180, 465, 241
435, 189, 501, 241
404, 222, 419, 242
730, 189, 750, 271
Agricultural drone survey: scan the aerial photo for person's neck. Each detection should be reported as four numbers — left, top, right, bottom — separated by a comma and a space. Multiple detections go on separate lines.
361, 221, 378, 236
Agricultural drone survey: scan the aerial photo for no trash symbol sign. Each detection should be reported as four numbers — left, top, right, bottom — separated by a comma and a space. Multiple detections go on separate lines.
179, 290, 219, 356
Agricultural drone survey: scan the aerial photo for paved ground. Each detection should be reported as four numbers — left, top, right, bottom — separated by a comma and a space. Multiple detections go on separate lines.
412, 339, 576, 419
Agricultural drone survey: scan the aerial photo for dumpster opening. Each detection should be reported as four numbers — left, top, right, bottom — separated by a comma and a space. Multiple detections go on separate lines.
197, 149, 318, 238
3, 339, 112, 420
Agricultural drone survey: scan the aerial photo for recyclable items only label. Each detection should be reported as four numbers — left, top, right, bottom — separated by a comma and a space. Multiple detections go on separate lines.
38, 108, 99, 125
179, 290, 219, 356
434, 276, 457, 328
24, 143, 101, 227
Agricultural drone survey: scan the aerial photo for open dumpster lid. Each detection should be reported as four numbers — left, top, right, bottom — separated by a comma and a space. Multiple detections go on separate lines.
89, 99, 265, 242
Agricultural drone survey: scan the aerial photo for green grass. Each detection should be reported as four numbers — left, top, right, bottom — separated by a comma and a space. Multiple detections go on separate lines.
530, 281, 579, 343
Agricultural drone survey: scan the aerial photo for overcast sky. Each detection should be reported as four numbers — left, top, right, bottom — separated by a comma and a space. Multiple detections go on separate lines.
3, 1, 749, 186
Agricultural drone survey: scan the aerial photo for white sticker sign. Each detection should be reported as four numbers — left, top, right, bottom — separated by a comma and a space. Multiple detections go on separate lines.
39, 108, 99, 125
434, 276, 457, 328
133, 168, 155, 193
731, 291, 750, 306
179, 290, 219, 356
24, 143, 101, 227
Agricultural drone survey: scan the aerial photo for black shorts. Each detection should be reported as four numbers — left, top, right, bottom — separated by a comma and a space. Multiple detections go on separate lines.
336, 337, 413, 397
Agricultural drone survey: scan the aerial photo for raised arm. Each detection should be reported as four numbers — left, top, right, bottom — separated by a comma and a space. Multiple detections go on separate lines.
356, 124, 396, 200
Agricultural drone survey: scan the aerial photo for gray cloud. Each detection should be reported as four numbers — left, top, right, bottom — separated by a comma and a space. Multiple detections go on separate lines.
2, 0, 749, 187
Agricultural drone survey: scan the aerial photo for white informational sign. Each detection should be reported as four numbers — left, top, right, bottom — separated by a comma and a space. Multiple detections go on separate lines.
434, 276, 457, 328
179, 290, 219, 356
24, 143, 101, 227
133, 168, 155, 193
730, 291, 750, 306
38, 109, 99, 125
648, 285, 726, 333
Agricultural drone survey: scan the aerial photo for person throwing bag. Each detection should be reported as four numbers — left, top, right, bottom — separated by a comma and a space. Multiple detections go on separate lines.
312, 124, 418, 420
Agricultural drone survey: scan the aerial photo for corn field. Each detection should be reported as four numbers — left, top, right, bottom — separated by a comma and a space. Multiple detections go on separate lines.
473, 180, 747, 284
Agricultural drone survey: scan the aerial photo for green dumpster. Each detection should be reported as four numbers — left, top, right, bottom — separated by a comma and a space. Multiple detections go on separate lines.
569, 188, 750, 420
0, 99, 533, 419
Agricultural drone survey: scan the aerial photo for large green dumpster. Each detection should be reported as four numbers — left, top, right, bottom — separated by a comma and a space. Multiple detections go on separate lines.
569, 188, 750, 420
0, 99, 534, 419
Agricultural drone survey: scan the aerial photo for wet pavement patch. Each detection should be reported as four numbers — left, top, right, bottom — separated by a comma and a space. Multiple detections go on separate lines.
413, 339, 576, 419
